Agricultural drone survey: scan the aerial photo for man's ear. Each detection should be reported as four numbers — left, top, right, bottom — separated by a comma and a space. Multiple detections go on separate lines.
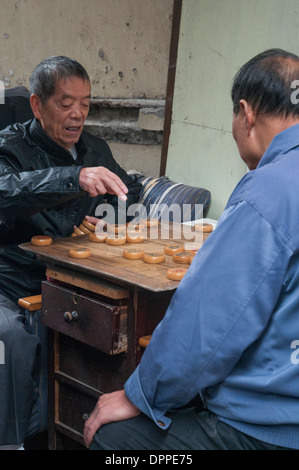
239, 99, 256, 136
30, 94, 42, 120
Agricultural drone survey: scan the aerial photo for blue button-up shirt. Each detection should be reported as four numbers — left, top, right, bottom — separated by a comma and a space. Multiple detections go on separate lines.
125, 124, 299, 449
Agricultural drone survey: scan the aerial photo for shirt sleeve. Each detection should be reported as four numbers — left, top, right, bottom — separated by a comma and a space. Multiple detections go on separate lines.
124, 200, 291, 429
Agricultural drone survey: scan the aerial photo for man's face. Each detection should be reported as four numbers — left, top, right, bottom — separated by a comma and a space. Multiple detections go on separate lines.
31, 77, 91, 150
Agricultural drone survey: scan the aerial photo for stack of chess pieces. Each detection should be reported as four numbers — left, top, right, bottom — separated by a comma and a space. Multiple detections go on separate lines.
72, 219, 97, 237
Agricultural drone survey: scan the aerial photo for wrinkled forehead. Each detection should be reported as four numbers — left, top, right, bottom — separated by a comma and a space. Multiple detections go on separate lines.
51, 76, 91, 100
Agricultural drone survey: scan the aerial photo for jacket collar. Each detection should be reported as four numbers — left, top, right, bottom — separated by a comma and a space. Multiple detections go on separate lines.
29, 118, 86, 164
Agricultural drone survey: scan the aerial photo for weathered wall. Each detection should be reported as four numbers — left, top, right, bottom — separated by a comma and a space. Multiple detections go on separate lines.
0, 0, 173, 176
0, 0, 172, 99
166, 0, 299, 219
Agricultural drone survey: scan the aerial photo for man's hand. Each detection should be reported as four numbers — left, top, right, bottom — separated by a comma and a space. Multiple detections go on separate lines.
79, 167, 128, 200
83, 390, 140, 448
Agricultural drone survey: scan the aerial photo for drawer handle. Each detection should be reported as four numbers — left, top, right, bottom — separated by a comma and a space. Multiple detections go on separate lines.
63, 311, 78, 323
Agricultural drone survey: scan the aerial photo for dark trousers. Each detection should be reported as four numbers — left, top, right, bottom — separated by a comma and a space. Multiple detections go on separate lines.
0, 294, 40, 445
90, 408, 290, 451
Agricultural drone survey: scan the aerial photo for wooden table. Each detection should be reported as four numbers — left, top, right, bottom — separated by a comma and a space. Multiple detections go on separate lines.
21, 225, 208, 449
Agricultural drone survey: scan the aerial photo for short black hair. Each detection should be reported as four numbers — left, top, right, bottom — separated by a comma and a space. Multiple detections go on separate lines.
30, 56, 90, 104
231, 48, 299, 118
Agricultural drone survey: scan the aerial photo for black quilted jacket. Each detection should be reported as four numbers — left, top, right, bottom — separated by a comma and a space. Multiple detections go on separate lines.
0, 118, 141, 302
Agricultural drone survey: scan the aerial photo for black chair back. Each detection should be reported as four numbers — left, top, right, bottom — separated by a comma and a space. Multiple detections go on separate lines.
0, 86, 33, 130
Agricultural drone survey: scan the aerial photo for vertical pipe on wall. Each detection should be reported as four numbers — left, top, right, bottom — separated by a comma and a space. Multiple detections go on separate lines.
159, 0, 183, 176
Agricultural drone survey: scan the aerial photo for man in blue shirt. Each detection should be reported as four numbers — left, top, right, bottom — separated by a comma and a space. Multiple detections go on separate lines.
84, 49, 299, 450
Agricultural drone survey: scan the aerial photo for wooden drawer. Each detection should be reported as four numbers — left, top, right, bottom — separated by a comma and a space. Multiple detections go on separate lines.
42, 281, 127, 354
55, 373, 98, 445
57, 333, 130, 392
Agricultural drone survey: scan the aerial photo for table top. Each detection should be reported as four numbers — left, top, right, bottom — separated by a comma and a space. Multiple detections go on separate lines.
21, 224, 209, 293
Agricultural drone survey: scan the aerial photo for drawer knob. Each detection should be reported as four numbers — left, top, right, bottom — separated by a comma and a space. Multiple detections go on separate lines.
63, 311, 78, 323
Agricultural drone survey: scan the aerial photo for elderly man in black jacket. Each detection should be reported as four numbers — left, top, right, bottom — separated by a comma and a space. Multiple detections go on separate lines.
0, 56, 141, 449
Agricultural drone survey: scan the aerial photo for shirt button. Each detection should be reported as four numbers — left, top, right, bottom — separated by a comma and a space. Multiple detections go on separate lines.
66, 182, 73, 189
157, 420, 165, 427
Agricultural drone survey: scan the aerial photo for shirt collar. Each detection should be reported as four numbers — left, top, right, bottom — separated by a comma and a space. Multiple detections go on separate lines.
258, 123, 299, 169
